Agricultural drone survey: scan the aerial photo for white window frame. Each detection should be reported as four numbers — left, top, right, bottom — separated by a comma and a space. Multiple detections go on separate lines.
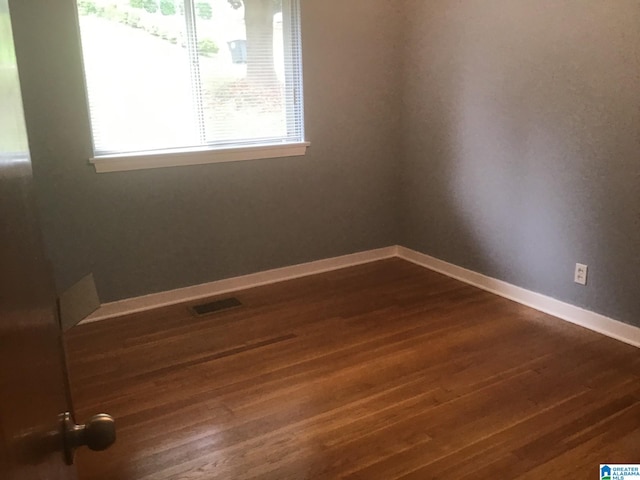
79, 0, 308, 173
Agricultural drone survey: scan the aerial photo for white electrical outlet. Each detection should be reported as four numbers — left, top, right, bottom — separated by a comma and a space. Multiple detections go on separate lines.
574, 263, 588, 285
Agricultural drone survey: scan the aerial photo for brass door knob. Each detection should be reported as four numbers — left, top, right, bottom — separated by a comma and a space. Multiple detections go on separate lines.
62, 412, 116, 465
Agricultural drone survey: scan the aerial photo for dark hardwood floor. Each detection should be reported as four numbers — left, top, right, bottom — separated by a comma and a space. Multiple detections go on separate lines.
65, 258, 640, 479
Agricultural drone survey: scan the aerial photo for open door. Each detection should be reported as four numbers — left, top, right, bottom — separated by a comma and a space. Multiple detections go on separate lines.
0, 2, 114, 478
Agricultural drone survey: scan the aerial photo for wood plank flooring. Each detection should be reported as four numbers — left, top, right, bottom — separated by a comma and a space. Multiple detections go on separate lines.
65, 258, 640, 479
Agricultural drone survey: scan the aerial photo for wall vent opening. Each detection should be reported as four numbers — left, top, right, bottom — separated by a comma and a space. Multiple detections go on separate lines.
190, 297, 242, 316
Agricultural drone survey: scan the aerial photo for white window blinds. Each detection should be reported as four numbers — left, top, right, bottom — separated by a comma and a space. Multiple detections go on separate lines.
76, 0, 304, 157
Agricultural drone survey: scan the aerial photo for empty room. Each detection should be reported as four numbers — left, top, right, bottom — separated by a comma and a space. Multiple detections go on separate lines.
1, 0, 639, 479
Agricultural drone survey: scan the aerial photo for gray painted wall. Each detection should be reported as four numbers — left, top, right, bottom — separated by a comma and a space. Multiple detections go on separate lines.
11, 0, 403, 302
401, 0, 640, 327
10, 0, 640, 329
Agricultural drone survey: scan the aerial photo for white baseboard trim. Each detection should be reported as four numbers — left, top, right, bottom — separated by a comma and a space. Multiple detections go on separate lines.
397, 246, 640, 349
82, 246, 398, 324
82, 244, 639, 349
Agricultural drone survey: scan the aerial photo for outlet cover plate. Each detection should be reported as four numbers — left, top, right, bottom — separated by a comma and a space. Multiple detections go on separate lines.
574, 263, 588, 286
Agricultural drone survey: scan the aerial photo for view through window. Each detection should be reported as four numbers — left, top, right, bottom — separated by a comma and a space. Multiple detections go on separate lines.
0, 0, 28, 154
76, 0, 304, 156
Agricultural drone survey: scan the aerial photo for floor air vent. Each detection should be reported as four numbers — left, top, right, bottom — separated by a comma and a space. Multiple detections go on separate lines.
190, 297, 242, 316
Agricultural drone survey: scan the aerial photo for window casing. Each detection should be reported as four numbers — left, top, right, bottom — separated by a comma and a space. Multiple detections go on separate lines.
76, 0, 306, 171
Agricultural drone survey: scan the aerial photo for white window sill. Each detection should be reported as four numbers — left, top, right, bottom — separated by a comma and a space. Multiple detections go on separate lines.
90, 142, 310, 173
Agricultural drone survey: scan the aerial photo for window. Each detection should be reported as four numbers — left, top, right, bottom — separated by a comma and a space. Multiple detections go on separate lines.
76, 0, 306, 172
